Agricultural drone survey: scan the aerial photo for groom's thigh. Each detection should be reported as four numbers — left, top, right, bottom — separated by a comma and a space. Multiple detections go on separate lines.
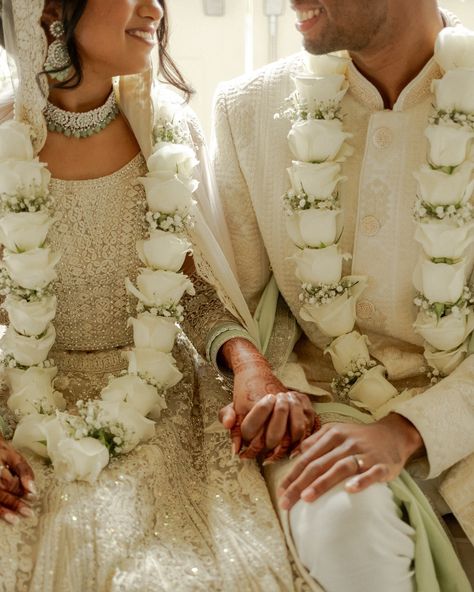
264, 457, 415, 592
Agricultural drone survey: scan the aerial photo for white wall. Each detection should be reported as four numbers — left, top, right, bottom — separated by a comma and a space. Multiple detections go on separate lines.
167, 0, 474, 139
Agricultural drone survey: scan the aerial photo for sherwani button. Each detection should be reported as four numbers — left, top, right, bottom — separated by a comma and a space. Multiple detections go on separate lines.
361, 215, 380, 236
372, 127, 393, 149
357, 300, 375, 319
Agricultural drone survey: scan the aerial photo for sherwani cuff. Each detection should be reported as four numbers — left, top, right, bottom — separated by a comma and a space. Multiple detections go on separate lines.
0, 415, 6, 438
206, 322, 258, 377
392, 354, 474, 479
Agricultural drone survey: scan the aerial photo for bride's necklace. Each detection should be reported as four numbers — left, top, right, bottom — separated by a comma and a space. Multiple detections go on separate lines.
44, 89, 120, 138
278, 28, 474, 416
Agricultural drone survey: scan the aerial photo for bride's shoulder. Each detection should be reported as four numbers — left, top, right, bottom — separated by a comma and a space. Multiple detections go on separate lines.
0, 90, 14, 124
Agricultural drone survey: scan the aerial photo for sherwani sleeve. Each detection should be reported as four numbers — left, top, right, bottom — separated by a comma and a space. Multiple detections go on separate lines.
210, 84, 271, 314
393, 355, 474, 479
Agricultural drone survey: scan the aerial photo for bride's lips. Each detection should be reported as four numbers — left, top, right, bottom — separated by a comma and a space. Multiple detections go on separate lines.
126, 26, 158, 47
294, 6, 325, 33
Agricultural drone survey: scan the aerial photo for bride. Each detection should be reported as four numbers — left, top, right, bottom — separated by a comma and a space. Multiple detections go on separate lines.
0, 0, 306, 590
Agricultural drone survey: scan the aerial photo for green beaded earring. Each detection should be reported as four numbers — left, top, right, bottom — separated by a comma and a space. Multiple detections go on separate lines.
44, 21, 73, 82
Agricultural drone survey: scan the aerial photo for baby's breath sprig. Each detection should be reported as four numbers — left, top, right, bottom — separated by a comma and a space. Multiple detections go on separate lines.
0, 353, 56, 370
419, 365, 446, 385
0, 267, 54, 300
0, 190, 53, 215
429, 108, 474, 131
413, 286, 474, 320
299, 278, 358, 307
413, 196, 473, 226
283, 189, 340, 214
331, 358, 377, 397
146, 210, 194, 234
76, 400, 135, 456
153, 118, 189, 146
136, 301, 185, 323
274, 93, 343, 124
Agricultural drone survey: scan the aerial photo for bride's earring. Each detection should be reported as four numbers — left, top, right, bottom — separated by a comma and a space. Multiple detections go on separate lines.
44, 21, 72, 81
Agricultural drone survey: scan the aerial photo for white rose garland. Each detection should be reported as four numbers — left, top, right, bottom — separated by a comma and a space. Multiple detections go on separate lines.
278, 27, 474, 416
413, 26, 474, 380
0, 100, 198, 483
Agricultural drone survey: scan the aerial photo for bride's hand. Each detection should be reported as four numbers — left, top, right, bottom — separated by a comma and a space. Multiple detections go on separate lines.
218, 338, 317, 459
0, 436, 36, 525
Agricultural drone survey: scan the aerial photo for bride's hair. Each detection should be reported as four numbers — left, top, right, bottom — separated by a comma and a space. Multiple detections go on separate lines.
58, 0, 193, 99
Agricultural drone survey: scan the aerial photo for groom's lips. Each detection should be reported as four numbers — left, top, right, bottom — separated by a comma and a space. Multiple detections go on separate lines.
292, 4, 325, 33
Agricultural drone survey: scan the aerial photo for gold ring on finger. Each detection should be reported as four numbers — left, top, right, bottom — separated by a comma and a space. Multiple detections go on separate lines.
352, 454, 365, 474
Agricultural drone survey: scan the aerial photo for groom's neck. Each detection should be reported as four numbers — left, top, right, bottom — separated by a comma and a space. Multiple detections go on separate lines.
349, 2, 443, 108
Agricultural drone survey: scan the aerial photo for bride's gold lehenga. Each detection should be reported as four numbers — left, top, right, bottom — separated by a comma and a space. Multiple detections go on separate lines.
0, 154, 296, 592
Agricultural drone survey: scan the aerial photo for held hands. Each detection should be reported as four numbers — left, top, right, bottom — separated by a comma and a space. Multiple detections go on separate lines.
218, 338, 318, 461
277, 413, 424, 510
0, 436, 36, 525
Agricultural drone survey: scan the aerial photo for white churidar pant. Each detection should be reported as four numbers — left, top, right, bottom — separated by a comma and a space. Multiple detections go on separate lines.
289, 482, 416, 592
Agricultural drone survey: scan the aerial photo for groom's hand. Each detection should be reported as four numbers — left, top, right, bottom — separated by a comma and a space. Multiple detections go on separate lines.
218, 338, 317, 459
276, 413, 424, 510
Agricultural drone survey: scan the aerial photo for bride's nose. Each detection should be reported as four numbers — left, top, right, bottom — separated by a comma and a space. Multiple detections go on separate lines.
137, 0, 164, 22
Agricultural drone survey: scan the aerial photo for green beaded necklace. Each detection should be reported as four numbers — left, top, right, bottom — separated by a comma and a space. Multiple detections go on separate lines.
44, 90, 120, 138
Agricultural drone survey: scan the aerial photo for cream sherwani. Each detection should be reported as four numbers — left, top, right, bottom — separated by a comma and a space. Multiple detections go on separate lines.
211, 40, 474, 547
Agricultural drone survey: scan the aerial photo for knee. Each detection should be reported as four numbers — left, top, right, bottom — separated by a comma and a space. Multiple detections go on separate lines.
290, 482, 394, 551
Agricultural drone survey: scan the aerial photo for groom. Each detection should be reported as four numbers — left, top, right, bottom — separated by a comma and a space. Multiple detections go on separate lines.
210, 0, 474, 590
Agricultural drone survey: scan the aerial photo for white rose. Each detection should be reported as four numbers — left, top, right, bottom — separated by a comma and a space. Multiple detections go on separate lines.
5, 365, 57, 393
49, 437, 110, 484
414, 162, 474, 206
125, 348, 183, 389
1, 323, 56, 367
12, 413, 52, 458
425, 124, 474, 168
6, 366, 64, 416
3, 247, 60, 290
0, 211, 52, 253
101, 374, 166, 417
288, 119, 352, 163
0, 159, 50, 200
140, 175, 197, 214
136, 230, 191, 272
293, 245, 345, 285
324, 331, 371, 375
304, 52, 350, 76
3, 294, 57, 336
96, 400, 156, 446
414, 221, 474, 259
414, 310, 474, 351
435, 26, 474, 71
126, 269, 195, 308
288, 161, 344, 198
418, 258, 466, 303
424, 340, 468, 375
147, 142, 198, 180
293, 74, 347, 110
0, 121, 34, 161
129, 313, 179, 352
300, 275, 367, 337
432, 70, 474, 113
286, 209, 341, 248
348, 365, 398, 413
